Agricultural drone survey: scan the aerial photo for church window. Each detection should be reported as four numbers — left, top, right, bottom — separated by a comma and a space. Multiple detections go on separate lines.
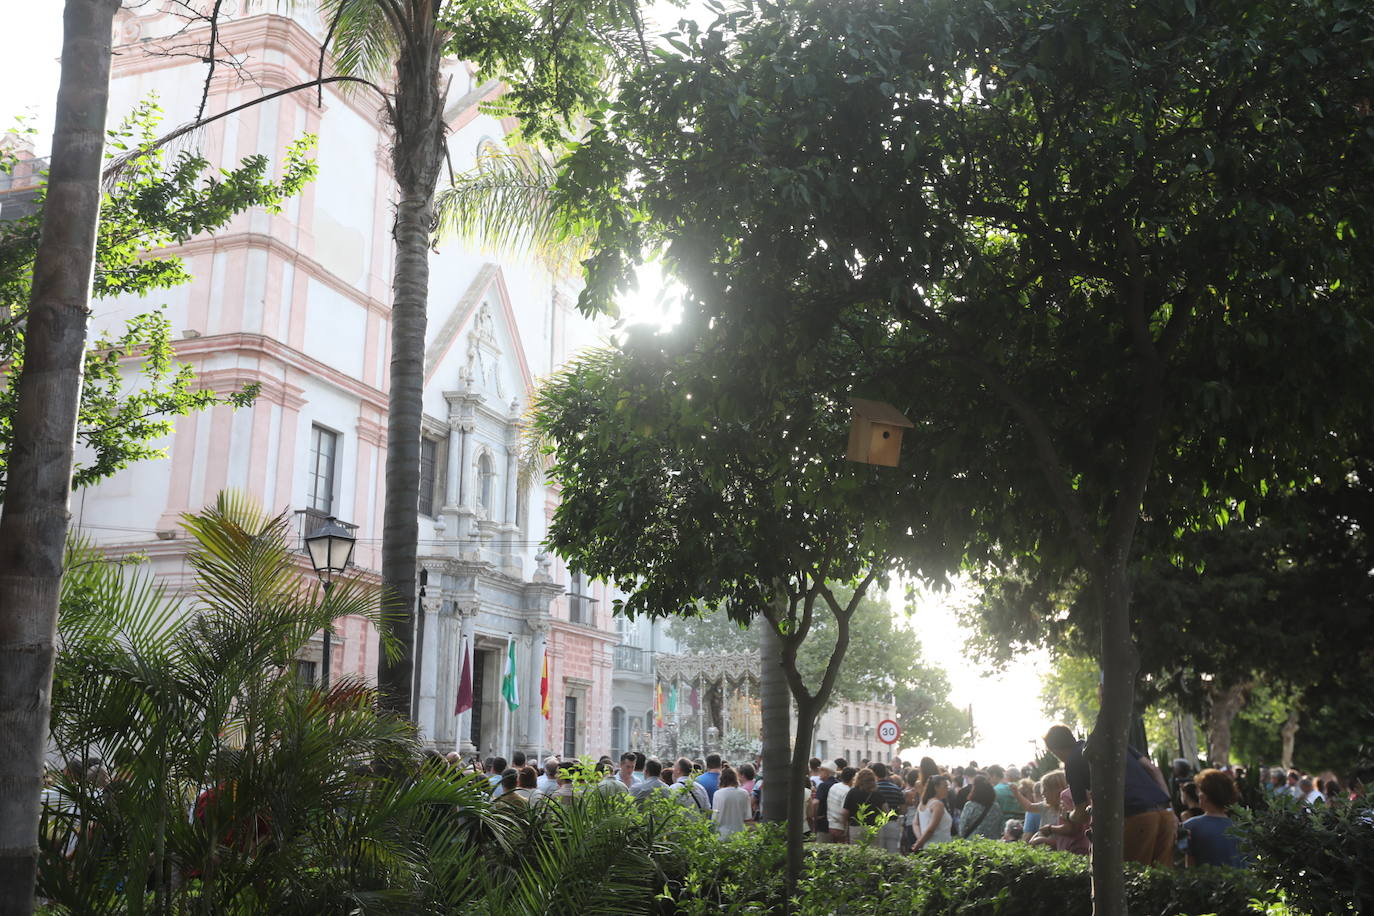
611, 707, 626, 759
307, 425, 339, 515
418, 437, 441, 517
477, 452, 495, 513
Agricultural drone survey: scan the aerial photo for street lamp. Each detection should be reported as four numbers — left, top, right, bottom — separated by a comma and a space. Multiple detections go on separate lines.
305, 516, 356, 691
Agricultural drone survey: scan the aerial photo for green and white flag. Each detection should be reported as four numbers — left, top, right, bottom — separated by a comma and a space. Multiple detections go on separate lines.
501, 640, 520, 711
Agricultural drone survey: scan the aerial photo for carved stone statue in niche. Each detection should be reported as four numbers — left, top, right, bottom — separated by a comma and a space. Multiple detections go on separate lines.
463, 302, 504, 398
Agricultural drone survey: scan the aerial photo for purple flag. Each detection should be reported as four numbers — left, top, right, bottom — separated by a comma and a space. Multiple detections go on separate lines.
689, 685, 699, 712
454, 639, 473, 715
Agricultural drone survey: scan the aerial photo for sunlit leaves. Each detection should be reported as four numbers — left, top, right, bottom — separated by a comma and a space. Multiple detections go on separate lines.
0, 100, 316, 496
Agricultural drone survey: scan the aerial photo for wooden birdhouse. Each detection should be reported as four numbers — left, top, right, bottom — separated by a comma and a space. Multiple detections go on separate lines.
845, 397, 913, 467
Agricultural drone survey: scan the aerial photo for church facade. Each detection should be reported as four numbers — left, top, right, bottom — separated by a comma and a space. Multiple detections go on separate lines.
71, 3, 626, 760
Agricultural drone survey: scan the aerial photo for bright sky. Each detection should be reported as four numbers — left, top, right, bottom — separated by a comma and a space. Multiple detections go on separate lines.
0, 6, 62, 150
0, 1, 1053, 766
900, 580, 1054, 768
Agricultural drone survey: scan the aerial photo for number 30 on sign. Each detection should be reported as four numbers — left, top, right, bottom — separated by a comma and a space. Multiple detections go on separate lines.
877, 719, 901, 746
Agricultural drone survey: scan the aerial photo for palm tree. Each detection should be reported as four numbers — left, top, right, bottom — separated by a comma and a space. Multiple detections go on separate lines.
287, 0, 451, 718
41, 492, 503, 914
0, 3, 124, 912
285, 0, 643, 718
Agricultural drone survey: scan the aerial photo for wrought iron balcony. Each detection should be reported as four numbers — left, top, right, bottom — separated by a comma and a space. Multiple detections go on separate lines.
294, 507, 359, 553
613, 644, 648, 673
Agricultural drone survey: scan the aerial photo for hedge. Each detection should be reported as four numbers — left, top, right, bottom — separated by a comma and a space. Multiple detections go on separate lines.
669, 828, 1268, 916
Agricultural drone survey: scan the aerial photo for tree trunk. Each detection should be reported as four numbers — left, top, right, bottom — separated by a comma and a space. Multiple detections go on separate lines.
785, 695, 820, 909
1279, 707, 1300, 771
759, 610, 791, 823
1175, 709, 1199, 768
1087, 563, 1137, 916
375, 33, 445, 718
1205, 681, 1250, 767
0, 2, 120, 912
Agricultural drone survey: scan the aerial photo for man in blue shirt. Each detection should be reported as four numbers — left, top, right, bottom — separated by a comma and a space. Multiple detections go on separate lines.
871, 763, 907, 853
696, 753, 723, 803
1044, 724, 1175, 867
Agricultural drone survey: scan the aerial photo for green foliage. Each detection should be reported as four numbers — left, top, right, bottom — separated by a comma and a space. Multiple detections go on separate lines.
1235, 794, 1374, 915
670, 834, 1267, 916
1040, 653, 1101, 736
41, 492, 462, 914
464, 789, 713, 916
666, 605, 750, 656
532, 343, 926, 622
668, 823, 789, 915
0, 101, 315, 496
667, 591, 967, 745
42, 491, 724, 914
435, 143, 595, 273
553, 0, 1374, 676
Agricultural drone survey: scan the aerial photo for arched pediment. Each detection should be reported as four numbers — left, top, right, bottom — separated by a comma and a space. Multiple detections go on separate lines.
425, 263, 534, 402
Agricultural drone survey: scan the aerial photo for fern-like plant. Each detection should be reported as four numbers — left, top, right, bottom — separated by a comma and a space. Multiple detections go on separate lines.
39, 492, 502, 915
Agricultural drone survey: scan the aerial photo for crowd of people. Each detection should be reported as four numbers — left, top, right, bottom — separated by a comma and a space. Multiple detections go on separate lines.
452, 722, 1368, 870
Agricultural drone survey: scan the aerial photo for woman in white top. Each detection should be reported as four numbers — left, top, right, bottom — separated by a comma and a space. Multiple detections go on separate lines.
914, 775, 953, 850
711, 766, 755, 838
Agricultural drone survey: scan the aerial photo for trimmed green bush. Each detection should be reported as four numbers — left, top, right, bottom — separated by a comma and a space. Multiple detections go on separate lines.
1235, 796, 1374, 915
672, 833, 1267, 916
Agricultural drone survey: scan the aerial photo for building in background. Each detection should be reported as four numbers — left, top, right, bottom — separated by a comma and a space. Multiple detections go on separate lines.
609, 615, 680, 760
813, 697, 901, 766
66, 3, 621, 760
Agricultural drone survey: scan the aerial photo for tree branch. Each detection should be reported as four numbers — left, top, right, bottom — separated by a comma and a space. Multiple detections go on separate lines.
893, 291, 1099, 561
102, 76, 390, 189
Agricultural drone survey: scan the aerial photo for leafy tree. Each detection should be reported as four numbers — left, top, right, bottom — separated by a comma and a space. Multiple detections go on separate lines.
995, 446, 1374, 771
794, 588, 966, 747
0, 103, 315, 496
0, 4, 125, 905
669, 592, 968, 747
1040, 653, 1102, 738
665, 607, 748, 656
531, 339, 966, 897
548, 1, 1374, 911
0, 2, 316, 898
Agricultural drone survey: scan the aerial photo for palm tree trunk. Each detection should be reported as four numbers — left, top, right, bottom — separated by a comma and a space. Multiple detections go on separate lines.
0, 2, 120, 911
758, 608, 791, 823
376, 32, 445, 718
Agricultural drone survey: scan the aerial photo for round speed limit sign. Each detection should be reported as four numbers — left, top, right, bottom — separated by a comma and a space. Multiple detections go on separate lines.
876, 719, 901, 746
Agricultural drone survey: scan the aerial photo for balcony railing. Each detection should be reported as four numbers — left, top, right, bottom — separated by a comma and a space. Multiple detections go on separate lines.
613, 644, 648, 673
568, 592, 599, 625
294, 507, 359, 552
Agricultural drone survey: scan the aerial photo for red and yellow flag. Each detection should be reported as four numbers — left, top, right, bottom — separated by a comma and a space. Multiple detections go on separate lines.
654, 682, 664, 727
539, 651, 551, 720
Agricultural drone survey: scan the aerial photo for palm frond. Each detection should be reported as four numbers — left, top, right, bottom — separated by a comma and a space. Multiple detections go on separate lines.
434, 145, 595, 274
318, 0, 406, 85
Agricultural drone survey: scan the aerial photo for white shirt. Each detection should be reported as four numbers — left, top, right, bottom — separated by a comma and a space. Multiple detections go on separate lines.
536, 774, 558, 795
712, 786, 752, 837
917, 800, 952, 845
673, 776, 710, 814
1304, 789, 1326, 805
827, 782, 851, 829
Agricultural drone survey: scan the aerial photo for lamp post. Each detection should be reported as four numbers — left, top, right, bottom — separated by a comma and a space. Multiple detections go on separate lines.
305, 516, 356, 691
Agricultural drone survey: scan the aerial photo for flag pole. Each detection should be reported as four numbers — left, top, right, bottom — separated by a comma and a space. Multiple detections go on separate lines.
504, 636, 512, 759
